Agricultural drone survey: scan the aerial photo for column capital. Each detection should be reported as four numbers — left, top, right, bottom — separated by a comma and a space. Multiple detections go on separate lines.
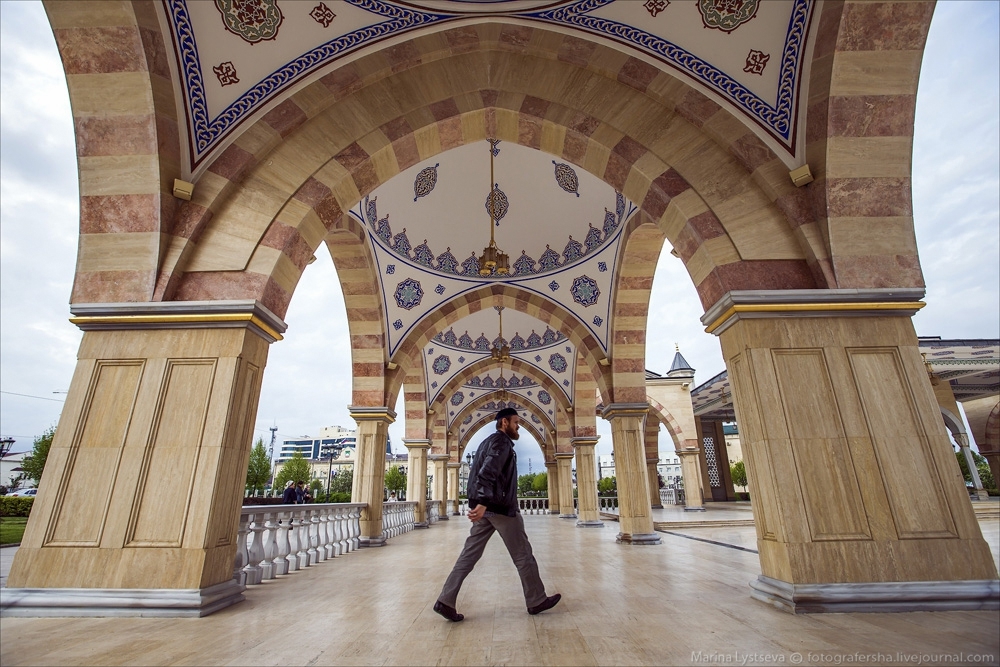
571, 436, 600, 448
601, 402, 649, 420
676, 448, 701, 457
701, 288, 926, 336
554, 452, 575, 461
349, 406, 396, 423
428, 454, 449, 462
646, 457, 660, 465
402, 439, 431, 450
69, 299, 287, 343
446, 462, 461, 469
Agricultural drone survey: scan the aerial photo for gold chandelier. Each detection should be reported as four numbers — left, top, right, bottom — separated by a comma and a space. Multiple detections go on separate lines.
493, 306, 510, 401
478, 139, 510, 277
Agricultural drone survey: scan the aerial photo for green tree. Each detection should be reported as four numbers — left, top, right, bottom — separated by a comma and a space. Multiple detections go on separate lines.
245, 438, 271, 497
531, 471, 548, 493
730, 460, 748, 490
274, 451, 311, 491
518, 473, 536, 496
385, 465, 407, 498
21, 426, 55, 484
956, 450, 996, 490
597, 476, 616, 496
329, 466, 354, 495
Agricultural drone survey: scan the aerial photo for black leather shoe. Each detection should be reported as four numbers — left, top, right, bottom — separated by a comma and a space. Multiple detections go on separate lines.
527, 594, 561, 615
433, 600, 464, 622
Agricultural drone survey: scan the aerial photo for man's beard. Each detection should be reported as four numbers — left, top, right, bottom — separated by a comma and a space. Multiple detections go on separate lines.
503, 424, 520, 440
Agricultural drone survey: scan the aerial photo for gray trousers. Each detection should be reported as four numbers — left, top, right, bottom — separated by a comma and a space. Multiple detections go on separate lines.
438, 513, 547, 609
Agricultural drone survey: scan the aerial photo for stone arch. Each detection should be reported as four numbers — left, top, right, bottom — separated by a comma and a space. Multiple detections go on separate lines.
646, 396, 687, 452
940, 407, 967, 442
428, 356, 572, 417
458, 403, 551, 461
388, 285, 612, 407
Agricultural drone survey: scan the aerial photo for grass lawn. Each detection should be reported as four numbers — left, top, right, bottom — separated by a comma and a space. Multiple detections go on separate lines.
0, 516, 28, 545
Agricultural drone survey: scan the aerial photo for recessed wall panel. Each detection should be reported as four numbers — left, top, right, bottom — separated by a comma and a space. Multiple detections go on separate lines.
848, 349, 957, 539
127, 359, 216, 547
772, 350, 871, 541
46, 361, 144, 546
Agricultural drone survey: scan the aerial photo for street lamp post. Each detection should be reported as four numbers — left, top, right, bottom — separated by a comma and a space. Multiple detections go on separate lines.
325, 446, 343, 498
0, 437, 15, 459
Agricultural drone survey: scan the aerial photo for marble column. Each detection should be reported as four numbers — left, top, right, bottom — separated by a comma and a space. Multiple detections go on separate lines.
545, 461, 559, 514
602, 404, 660, 544
677, 448, 706, 512
350, 406, 395, 547
956, 433, 989, 501
5, 301, 285, 616
403, 439, 430, 527
573, 438, 602, 527
447, 462, 461, 515
429, 455, 449, 521
555, 453, 576, 518
645, 417, 663, 509
709, 293, 997, 611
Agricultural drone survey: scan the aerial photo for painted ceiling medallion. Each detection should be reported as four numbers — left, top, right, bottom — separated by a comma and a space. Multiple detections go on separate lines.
413, 163, 439, 201
644, 0, 670, 17
744, 50, 769, 75
552, 161, 580, 197
698, 0, 760, 33
213, 61, 240, 86
394, 277, 424, 310
215, 0, 283, 44
485, 184, 509, 226
451, 392, 465, 406
538, 390, 552, 405
548, 354, 568, 374
570, 275, 601, 307
432, 354, 452, 375
309, 2, 336, 28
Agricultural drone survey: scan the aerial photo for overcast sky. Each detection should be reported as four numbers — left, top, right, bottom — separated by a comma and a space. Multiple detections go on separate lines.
1, 1, 997, 475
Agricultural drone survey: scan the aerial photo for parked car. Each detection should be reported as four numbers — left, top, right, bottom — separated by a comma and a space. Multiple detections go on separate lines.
5, 488, 36, 497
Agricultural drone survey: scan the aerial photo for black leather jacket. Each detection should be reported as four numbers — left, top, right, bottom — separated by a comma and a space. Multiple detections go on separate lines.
467, 430, 518, 516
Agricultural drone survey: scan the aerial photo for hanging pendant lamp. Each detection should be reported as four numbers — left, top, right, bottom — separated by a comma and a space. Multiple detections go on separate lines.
478, 139, 510, 277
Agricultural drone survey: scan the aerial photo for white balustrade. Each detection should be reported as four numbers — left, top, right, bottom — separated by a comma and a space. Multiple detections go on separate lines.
599, 496, 620, 513
517, 498, 550, 515
245, 514, 265, 585
274, 510, 291, 576
382, 501, 417, 539
427, 500, 440, 524
232, 513, 249, 585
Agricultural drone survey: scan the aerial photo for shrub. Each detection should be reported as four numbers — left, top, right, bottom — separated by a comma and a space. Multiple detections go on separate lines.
0, 497, 34, 517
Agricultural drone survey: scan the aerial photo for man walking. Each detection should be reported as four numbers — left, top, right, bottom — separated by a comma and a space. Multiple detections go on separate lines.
433, 407, 561, 622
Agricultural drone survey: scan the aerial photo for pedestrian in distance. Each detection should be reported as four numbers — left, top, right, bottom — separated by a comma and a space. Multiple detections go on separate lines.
282, 480, 297, 504
295, 481, 306, 504
433, 407, 561, 622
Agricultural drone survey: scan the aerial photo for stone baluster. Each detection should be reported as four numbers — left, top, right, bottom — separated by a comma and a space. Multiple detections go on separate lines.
348, 505, 361, 551
333, 506, 346, 556
244, 513, 265, 585
261, 512, 277, 579
232, 511, 250, 585
285, 513, 301, 572
319, 507, 333, 559
274, 511, 292, 575
306, 509, 320, 565
295, 510, 311, 568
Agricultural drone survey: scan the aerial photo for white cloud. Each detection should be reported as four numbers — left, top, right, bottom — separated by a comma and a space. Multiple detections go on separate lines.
1, 1, 996, 471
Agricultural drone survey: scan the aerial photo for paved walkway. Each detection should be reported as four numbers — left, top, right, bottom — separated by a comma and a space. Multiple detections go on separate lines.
1, 512, 998, 666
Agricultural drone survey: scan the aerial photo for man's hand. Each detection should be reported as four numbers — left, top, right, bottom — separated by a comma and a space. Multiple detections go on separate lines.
467, 505, 486, 522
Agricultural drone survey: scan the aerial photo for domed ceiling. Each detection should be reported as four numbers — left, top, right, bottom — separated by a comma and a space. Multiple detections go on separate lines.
158, 0, 817, 176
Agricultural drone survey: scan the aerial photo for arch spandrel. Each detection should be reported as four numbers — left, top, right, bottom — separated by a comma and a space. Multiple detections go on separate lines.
457, 400, 551, 461
451, 390, 552, 444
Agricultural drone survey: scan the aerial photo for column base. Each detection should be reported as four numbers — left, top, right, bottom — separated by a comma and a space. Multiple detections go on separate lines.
683, 506, 707, 512
558, 513, 578, 519
972, 490, 991, 501
359, 536, 387, 548
750, 575, 1000, 614
576, 520, 604, 528
414, 522, 429, 529
437, 514, 449, 521
651, 504, 663, 509
616, 532, 662, 545
451, 512, 461, 516
549, 510, 560, 515
0, 580, 245, 618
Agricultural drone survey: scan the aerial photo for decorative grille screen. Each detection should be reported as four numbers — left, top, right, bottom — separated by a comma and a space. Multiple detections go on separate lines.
703, 436, 721, 487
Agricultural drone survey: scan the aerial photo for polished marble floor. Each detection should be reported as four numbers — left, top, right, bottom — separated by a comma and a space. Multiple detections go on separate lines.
1, 513, 998, 667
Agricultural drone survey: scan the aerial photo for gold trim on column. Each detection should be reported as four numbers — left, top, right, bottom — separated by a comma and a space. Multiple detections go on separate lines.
70, 313, 285, 341
704, 302, 926, 335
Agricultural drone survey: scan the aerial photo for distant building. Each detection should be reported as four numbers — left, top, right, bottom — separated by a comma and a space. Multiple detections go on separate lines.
1, 451, 29, 490
272, 426, 402, 490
